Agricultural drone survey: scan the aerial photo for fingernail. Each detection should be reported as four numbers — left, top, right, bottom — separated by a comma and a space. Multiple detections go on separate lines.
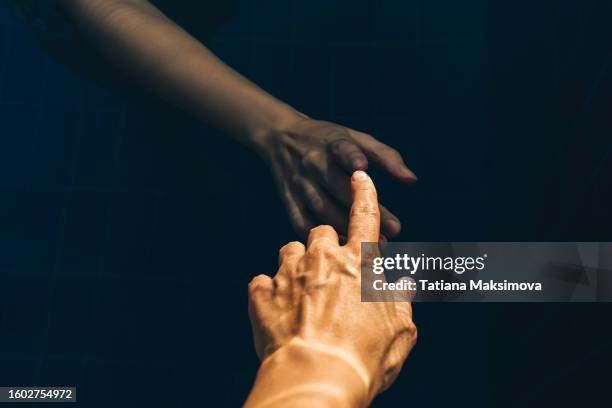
383, 219, 401, 236
352, 158, 368, 171
353, 170, 369, 181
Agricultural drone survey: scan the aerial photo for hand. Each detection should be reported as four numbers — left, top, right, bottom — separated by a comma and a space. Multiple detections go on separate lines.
247, 171, 417, 404
254, 115, 416, 239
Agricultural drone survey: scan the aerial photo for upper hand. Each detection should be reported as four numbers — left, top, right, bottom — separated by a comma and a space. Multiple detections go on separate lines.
254, 115, 416, 240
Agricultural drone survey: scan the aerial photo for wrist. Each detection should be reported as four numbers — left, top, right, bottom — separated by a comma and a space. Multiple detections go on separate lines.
245, 340, 371, 408
243, 105, 306, 159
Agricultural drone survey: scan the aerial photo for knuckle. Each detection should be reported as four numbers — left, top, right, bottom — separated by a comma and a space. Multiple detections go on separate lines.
351, 203, 379, 217
406, 319, 418, 342
328, 137, 344, 148
345, 248, 361, 262
329, 137, 352, 152
307, 243, 333, 257
248, 274, 270, 293
287, 240, 306, 250
279, 241, 305, 256
303, 280, 330, 296
406, 318, 417, 334
272, 275, 288, 293
300, 149, 323, 169
310, 224, 336, 235
394, 315, 417, 344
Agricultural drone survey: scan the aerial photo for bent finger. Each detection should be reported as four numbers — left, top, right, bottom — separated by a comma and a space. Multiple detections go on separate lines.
248, 274, 274, 301
307, 224, 340, 248
278, 241, 305, 267
296, 178, 349, 235
280, 182, 316, 239
347, 128, 417, 183
328, 137, 368, 173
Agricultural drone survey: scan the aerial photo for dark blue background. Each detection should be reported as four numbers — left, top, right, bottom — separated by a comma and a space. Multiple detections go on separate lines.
1, 0, 611, 406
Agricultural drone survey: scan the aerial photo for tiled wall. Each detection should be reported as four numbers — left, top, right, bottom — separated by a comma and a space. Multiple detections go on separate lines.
0, 0, 611, 406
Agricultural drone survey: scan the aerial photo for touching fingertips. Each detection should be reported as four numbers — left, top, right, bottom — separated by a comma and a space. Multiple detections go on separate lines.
352, 170, 369, 181
351, 156, 368, 171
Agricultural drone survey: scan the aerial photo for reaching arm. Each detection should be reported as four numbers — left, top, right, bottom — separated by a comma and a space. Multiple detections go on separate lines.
245, 171, 417, 407
245, 342, 368, 408
58, 0, 417, 240
58, 0, 296, 148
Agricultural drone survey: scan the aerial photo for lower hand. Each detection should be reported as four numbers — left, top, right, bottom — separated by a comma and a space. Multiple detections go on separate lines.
247, 171, 417, 404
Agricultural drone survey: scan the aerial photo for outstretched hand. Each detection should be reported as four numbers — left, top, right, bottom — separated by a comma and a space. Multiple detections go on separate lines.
256, 116, 416, 240
247, 171, 417, 406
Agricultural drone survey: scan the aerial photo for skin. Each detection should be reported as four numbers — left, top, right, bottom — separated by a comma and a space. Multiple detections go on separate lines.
245, 171, 417, 407
57, 0, 417, 239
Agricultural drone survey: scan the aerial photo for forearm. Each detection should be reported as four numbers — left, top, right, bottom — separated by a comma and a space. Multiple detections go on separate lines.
244, 342, 370, 408
58, 0, 299, 148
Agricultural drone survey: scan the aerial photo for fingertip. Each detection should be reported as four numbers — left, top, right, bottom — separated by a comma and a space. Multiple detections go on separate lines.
352, 170, 370, 182
248, 274, 273, 294
352, 156, 369, 171
347, 170, 380, 244
397, 167, 418, 183
382, 219, 401, 237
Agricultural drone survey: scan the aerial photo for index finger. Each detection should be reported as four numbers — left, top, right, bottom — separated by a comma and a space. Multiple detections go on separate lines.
347, 171, 381, 247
